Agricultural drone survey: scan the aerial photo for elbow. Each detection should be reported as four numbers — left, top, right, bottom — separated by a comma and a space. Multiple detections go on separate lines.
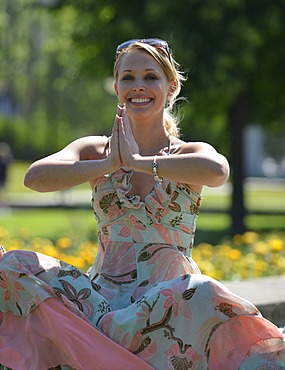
24, 166, 45, 192
23, 172, 33, 190
207, 159, 230, 188
23, 168, 36, 191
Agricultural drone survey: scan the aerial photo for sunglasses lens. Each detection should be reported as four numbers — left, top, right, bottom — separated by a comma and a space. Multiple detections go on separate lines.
116, 39, 137, 53
116, 38, 170, 59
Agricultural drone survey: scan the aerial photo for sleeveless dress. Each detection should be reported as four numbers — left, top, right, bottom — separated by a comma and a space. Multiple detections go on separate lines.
0, 168, 284, 370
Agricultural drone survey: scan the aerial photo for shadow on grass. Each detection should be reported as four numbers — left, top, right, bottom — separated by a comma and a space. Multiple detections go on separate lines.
195, 229, 231, 245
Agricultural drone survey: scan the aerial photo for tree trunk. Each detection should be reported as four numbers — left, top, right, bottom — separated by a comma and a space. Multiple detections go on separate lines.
228, 89, 252, 235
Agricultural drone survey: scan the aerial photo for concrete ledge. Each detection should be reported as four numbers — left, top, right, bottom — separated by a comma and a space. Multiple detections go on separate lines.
223, 275, 285, 327
257, 302, 285, 328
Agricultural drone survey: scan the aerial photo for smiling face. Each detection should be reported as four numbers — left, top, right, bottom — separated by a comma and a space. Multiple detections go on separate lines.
114, 50, 172, 123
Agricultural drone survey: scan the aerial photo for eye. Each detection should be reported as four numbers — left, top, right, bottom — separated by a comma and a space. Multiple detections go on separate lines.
121, 74, 133, 81
145, 74, 158, 80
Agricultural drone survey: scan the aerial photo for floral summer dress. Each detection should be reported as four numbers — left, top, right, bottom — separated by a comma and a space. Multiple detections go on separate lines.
0, 168, 285, 370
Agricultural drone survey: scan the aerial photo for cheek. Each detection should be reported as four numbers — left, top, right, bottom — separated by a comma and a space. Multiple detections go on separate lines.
116, 82, 127, 99
157, 83, 169, 101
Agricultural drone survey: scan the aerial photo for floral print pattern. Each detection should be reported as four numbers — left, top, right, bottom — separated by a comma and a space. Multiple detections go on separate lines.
0, 169, 284, 369
0, 270, 25, 302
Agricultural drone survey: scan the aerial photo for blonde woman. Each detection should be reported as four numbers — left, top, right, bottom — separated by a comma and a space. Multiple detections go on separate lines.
0, 39, 284, 370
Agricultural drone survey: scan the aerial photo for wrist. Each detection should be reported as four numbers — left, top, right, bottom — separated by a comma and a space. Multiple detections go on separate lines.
128, 153, 142, 170
152, 156, 163, 182
129, 155, 163, 181
104, 156, 118, 174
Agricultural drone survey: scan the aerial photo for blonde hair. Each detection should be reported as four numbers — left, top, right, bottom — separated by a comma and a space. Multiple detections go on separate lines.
113, 41, 186, 138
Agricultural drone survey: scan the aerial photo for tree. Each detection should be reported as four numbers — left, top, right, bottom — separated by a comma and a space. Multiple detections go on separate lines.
53, 0, 285, 233
0, 0, 119, 158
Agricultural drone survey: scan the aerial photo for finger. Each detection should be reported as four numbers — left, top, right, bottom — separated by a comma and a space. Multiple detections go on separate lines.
117, 116, 125, 138
117, 103, 125, 117
122, 116, 133, 141
111, 116, 119, 137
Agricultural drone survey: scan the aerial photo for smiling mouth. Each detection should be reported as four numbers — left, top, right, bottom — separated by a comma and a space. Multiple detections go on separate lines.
130, 98, 152, 104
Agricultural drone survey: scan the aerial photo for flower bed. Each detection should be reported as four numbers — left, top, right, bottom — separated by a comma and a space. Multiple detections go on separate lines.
0, 227, 284, 281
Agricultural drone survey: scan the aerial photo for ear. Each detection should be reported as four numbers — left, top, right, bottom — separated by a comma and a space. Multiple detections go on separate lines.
114, 82, 118, 96
168, 80, 177, 96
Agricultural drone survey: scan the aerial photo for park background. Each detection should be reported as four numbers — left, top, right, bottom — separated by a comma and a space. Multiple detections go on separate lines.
0, 0, 285, 281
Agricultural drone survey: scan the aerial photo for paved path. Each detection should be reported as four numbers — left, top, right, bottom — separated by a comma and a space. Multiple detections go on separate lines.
223, 275, 285, 306
223, 276, 285, 327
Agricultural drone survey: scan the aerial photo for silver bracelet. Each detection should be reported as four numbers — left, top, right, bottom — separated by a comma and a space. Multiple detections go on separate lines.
152, 156, 162, 182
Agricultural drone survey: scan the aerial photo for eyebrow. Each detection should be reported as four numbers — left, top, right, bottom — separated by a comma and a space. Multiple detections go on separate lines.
121, 68, 158, 73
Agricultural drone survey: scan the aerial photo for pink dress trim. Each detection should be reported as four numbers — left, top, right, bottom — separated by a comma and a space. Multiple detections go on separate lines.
0, 298, 154, 370
208, 315, 284, 370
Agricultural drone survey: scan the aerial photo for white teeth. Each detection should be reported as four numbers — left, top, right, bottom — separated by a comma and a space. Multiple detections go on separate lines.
131, 98, 151, 103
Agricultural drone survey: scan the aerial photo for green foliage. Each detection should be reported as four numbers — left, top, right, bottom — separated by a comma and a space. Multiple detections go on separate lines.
0, 0, 284, 161
52, 0, 285, 148
0, 1, 118, 159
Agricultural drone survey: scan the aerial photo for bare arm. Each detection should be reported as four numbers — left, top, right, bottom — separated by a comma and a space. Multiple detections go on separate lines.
24, 136, 113, 192
25, 106, 127, 193
130, 142, 230, 188
117, 114, 229, 188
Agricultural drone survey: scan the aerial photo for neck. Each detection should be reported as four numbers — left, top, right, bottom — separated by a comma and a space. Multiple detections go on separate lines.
132, 125, 170, 155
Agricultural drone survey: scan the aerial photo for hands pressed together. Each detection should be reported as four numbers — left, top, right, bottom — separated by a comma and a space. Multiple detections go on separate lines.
108, 104, 140, 171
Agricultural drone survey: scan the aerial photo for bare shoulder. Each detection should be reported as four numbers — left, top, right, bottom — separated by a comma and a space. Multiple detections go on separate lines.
171, 139, 218, 154
58, 135, 110, 161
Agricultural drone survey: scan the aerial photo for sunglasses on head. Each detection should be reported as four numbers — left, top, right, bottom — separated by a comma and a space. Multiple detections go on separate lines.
115, 38, 171, 60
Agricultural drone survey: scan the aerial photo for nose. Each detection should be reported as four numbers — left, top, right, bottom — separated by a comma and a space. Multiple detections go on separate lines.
132, 79, 145, 91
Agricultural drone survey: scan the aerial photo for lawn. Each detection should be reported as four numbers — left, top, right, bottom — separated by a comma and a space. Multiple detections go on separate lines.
1, 161, 284, 245
0, 208, 95, 240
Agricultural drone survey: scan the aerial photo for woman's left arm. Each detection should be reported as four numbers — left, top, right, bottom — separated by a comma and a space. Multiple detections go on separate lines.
130, 142, 230, 188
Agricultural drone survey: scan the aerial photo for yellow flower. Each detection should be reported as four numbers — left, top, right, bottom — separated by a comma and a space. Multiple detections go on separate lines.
8, 238, 24, 250
276, 256, 285, 270
254, 259, 267, 273
240, 269, 250, 279
192, 248, 201, 261
40, 245, 59, 259
62, 255, 85, 270
242, 231, 259, 244
226, 248, 242, 261
245, 252, 257, 263
252, 241, 269, 255
218, 244, 231, 254
198, 260, 215, 275
268, 238, 284, 252
199, 243, 214, 257
79, 250, 96, 265
233, 234, 243, 246
0, 227, 9, 240
56, 237, 72, 249
19, 228, 29, 240
210, 270, 224, 280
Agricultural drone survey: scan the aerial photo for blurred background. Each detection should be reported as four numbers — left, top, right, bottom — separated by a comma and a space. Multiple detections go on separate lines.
0, 0, 284, 279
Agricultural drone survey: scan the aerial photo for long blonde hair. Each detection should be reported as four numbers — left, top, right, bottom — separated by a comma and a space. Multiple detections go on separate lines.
113, 41, 186, 138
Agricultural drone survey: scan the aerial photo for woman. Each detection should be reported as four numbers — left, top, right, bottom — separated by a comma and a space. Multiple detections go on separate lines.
0, 39, 284, 370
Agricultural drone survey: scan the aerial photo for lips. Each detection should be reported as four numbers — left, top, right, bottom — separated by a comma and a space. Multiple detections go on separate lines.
130, 98, 152, 104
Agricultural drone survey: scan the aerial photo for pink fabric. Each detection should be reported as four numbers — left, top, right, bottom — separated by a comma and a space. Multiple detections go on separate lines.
207, 315, 284, 370
0, 298, 154, 370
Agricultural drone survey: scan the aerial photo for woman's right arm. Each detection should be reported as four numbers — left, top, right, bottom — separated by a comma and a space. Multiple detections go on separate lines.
24, 136, 114, 192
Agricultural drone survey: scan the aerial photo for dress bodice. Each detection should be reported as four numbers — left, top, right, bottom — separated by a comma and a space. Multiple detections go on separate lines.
91, 169, 202, 250
89, 169, 202, 309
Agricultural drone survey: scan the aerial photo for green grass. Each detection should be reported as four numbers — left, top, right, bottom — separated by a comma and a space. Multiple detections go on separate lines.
0, 208, 95, 241
1, 161, 284, 245
6, 161, 30, 193
6, 161, 89, 193
2, 209, 283, 246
